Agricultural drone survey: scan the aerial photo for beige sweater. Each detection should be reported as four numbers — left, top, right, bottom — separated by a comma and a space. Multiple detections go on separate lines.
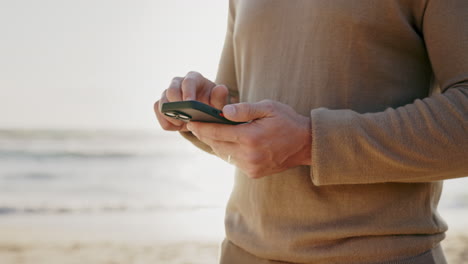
182, 0, 468, 263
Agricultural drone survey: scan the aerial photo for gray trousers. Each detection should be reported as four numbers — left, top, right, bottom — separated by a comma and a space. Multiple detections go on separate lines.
219, 239, 447, 264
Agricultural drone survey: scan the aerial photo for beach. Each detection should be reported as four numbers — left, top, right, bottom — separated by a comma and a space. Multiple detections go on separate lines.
0, 210, 225, 264
0, 130, 230, 263
1, 239, 467, 264
0, 130, 467, 263
0, 209, 467, 264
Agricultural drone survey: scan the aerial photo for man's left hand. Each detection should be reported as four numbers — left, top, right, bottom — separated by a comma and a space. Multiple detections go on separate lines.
186, 100, 312, 178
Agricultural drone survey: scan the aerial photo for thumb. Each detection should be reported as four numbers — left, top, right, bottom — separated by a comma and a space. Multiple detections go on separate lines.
222, 101, 273, 122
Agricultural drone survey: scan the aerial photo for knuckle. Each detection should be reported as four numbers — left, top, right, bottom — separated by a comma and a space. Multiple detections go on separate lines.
160, 122, 172, 130
260, 99, 272, 103
181, 77, 198, 91
153, 101, 160, 112
243, 132, 261, 146
166, 85, 180, 96
186, 71, 201, 78
171, 76, 183, 83
260, 100, 275, 112
160, 120, 175, 131
161, 90, 168, 100
181, 76, 194, 86
167, 121, 184, 131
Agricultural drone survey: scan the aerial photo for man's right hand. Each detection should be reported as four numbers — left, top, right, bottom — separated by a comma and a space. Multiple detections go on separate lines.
154, 71, 230, 132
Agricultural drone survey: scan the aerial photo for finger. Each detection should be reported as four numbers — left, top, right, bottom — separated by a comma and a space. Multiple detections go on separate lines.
210, 85, 229, 110
166, 77, 183, 102
195, 136, 238, 162
187, 121, 246, 143
154, 100, 184, 131
159, 90, 188, 129
181, 71, 205, 101
228, 91, 240, 104
222, 100, 274, 122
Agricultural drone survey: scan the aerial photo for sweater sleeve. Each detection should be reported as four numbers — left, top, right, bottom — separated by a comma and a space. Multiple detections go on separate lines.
310, 0, 468, 185
180, 0, 239, 154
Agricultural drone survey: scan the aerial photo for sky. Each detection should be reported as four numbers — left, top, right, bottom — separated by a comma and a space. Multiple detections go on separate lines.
0, 0, 228, 130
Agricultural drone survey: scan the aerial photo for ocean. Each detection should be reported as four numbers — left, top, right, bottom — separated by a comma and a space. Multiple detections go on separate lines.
0, 129, 234, 217
0, 129, 466, 230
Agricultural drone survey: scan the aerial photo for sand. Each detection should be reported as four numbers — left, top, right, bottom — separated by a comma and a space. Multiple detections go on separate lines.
0, 209, 466, 264
0, 236, 467, 264
0, 210, 225, 264
0, 241, 220, 264
443, 235, 468, 264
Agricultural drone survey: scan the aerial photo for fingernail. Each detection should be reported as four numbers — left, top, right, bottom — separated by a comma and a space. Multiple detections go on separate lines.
186, 123, 193, 130
223, 105, 236, 116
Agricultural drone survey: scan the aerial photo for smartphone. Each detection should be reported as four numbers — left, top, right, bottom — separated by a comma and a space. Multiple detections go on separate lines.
161, 100, 244, 125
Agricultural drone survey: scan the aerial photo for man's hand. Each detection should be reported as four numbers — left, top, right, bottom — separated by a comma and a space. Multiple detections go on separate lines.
154, 71, 234, 132
187, 100, 312, 178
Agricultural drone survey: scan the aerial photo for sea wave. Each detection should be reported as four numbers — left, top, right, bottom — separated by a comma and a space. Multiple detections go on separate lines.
0, 204, 223, 215
0, 129, 164, 140
0, 150, 145, 160
0, 129, 189, 159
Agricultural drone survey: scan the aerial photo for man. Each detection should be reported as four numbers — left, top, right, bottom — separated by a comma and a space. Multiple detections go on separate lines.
154, 0, 468, 263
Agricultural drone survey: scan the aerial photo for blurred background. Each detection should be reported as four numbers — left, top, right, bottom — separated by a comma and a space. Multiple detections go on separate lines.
0, 0, 466, 263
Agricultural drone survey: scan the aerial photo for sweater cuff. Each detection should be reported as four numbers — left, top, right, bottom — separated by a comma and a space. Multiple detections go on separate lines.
310, 107, 362, 186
